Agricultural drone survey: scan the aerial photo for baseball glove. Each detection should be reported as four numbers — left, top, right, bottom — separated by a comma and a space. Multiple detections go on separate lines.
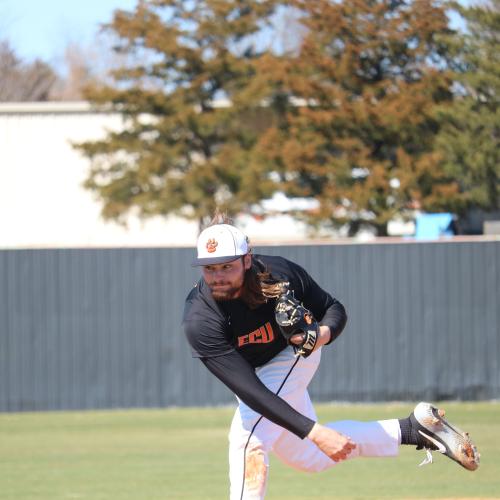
274, 287, 319, 358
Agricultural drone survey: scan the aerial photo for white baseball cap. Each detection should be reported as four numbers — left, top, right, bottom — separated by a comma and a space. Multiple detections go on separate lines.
192, 224, 249, 266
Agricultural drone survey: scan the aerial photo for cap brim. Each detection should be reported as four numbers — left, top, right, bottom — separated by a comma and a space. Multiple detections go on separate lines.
191, 255, 243, 267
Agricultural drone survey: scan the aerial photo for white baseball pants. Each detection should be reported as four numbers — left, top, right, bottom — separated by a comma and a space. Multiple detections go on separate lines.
228, 347, 401, 500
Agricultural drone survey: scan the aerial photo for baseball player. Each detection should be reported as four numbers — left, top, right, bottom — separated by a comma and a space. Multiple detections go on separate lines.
183, 218, 479, 500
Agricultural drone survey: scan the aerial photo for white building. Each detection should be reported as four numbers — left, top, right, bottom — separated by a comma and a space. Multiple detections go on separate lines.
0, 101, 324, 249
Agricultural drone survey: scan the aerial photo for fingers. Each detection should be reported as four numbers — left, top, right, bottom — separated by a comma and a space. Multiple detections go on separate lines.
345, 440, 357, 452
330, 439, 357, 462
289, 333, 305, 345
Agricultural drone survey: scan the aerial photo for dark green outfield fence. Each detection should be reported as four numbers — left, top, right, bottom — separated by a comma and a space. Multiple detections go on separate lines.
1, 238, 499, 412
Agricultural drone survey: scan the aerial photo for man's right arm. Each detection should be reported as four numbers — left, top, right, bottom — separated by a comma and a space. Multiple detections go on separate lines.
202, 352, 357, 461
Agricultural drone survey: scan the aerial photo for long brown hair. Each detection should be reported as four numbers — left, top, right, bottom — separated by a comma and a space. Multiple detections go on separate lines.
203, 211, 285, 308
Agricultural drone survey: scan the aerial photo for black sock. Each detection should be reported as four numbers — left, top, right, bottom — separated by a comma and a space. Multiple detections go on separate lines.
399, 417, 437, 450
399, 417, 417, 445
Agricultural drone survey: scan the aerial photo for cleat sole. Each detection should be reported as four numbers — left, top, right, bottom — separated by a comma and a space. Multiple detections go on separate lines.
412, 402, 480, 471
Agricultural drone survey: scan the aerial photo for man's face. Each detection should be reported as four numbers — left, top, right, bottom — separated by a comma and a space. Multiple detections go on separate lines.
202, 254, 252, 301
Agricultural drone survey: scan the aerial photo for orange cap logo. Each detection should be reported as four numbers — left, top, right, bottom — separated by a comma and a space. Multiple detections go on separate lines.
206, 238, 218, 253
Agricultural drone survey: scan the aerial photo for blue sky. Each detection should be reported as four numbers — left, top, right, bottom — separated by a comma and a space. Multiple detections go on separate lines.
0, 0, 137, 64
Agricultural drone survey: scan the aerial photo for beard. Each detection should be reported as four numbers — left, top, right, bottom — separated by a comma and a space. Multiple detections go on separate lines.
208, 282, 243, 301
204, 261, 250, 302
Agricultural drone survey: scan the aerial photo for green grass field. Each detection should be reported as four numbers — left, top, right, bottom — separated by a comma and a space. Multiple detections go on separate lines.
1, 402, 498, 499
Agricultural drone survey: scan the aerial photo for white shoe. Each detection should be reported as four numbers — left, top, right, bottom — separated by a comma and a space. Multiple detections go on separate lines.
410, 402, 480, 471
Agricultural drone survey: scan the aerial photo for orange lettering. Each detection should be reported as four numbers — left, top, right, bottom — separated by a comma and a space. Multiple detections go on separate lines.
238, 322, 274, 347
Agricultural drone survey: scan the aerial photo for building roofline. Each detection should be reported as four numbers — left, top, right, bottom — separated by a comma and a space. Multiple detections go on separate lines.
0, 97, 235, 115
0, 101, 101, 114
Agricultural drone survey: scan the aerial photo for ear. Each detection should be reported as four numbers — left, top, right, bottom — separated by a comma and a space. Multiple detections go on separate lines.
243, 253, 252, 270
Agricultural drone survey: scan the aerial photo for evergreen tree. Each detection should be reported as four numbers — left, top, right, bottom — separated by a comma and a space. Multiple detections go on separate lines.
436, 0, 499, 216
250, 0, 459, 236
75, 0, 281, 228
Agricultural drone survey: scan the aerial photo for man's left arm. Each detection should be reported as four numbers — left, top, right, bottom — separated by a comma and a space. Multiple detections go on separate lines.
317, 298, 347, 345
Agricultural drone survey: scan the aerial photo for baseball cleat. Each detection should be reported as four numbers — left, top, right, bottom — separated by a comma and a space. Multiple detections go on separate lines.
410, 402, 480, 471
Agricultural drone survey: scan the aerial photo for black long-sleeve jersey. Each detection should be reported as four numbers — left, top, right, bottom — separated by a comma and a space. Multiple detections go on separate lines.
183, 254, 347, 438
